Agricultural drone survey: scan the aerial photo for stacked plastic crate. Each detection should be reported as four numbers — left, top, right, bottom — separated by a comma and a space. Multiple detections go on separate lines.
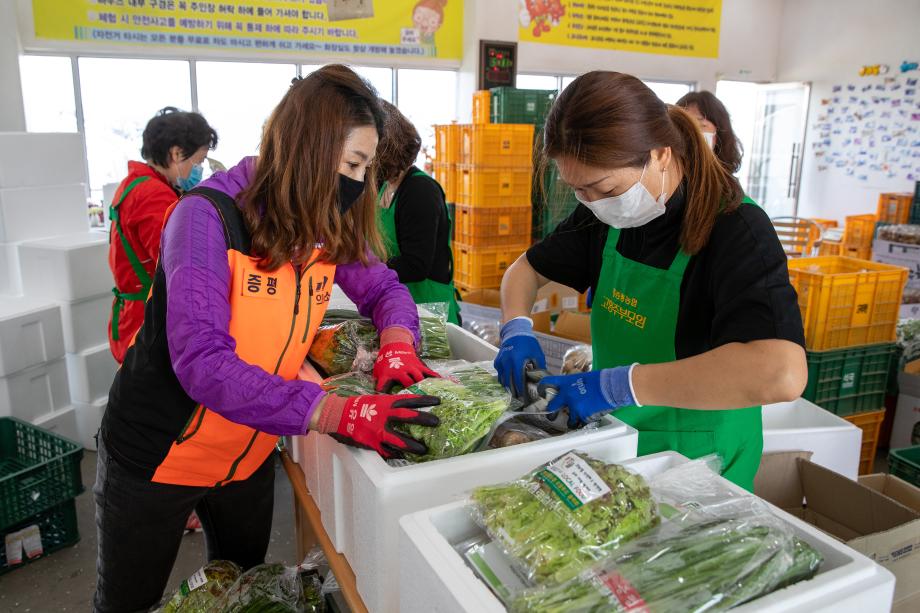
787, 254, 908, 474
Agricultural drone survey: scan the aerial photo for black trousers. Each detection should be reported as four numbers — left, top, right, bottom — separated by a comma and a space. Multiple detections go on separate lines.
92, 438, 275, 613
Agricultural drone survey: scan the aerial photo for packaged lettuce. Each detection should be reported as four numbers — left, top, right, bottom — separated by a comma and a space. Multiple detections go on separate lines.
215, 562, 324, 613
157, 560, 242, 613
471, 452, 659, 585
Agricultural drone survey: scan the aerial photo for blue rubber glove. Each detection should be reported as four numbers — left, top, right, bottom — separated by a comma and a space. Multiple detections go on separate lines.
494, 317, 547, 401
539, 366, 638, 428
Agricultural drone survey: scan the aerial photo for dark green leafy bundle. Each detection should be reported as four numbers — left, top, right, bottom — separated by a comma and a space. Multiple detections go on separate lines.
472, 453, 659, 585
395, 363, 511, 462
510, 515, 816, 613
308, 320, 380, 376
320, 372, 377, 397
216, 563, 324, 612
158, 561, 242, 613
418, 303, 451, 359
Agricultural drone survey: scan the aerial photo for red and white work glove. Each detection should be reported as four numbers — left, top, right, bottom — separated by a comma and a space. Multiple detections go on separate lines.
315, 393, 440, 459
373, 327, 440, 393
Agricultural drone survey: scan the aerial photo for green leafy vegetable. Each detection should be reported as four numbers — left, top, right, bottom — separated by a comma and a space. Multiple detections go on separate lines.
158, 561, 242, 613
472, 453, 659, 585
216, 563, 324, 613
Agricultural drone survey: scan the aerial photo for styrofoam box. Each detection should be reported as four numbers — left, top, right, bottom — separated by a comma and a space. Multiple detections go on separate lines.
18, 231, 110, 302
60, 292, 112, 354
74, 396, 107, 450
0, 184, 89, 242
762, 398, 862, 479
0, 297, 64, 376
0, 133, 86, 188
399, 452, 896, 613
0, 357, 70, 421
0, 242, 22, 296
65, 343, 117, 404
33, 406, 81, 446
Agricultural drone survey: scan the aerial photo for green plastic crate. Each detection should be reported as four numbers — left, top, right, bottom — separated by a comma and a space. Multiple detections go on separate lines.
889, 445, 920, 488
490, 87, 557, 125
532, 164, 579, 240
1, 498, 79, 574
802, 343, 897, 415
0, 417, 84, 531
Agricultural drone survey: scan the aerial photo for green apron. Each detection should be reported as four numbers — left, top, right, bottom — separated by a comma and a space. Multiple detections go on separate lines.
109, 176, 153, 341
377, 170, 461, 325
591, 199, 762, 491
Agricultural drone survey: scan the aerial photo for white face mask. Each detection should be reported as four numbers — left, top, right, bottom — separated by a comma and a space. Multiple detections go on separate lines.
575, 161, 668, 229
702, 131, 716, 149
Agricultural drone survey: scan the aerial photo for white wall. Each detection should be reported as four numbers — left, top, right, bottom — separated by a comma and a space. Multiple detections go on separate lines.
457, 0, 784, 121
0, 0, 26, 132
778, 0, 920, 221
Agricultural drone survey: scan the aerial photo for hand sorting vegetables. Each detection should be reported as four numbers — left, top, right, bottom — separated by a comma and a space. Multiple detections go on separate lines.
494, 317, 548, 400
540, 366, 637, 428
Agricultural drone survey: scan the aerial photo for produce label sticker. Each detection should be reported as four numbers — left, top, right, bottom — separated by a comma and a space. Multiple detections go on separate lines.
596, 570, 650, 613
186, 567, 209, 592
538, 452, 610, 510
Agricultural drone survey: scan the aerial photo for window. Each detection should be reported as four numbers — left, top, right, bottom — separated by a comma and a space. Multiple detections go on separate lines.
715, 80, 758, 187
196, 61, 297, 168
396, 69, 457, 166
561, 75, 577, 91
19, 56, 77, 133
79, 58, 192, 199
301, 64, 323, 77
353, 66, 393, 103
643, 81, 693, 104
516, 73, 559, 91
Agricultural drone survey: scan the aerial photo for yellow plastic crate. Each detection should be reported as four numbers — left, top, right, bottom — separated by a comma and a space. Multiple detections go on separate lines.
810, 218, 839, 230
456, 165, 532, 207
453, 243, 529, 289
843, 214, 878, 255
460, 124, 535, 168
843, 409, 885, 475
472, 90, 491, 124
876, 192, 913, 225
454, 204, 532, 248
434, 124, 460, 165
432, 163, 457, 203
787, 256, 908, 351
817, 239, 842, 256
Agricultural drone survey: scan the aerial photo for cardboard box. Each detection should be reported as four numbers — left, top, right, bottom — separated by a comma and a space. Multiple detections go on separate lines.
461, 288, 501, 308
532, 281, 588, 315
756, 451, 920, 610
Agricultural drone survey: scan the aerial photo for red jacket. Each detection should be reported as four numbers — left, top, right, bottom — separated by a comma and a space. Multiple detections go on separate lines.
107, 161, 178, 363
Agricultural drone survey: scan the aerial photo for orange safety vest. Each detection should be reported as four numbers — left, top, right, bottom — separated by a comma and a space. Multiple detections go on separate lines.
103, 186, 335, 487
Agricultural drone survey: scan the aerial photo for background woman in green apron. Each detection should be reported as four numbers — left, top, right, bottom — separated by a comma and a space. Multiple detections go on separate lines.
494, 72, 807, 492
375, 101, 461, 324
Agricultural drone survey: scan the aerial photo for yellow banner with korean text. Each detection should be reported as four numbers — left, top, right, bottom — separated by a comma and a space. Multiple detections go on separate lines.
30, 0, 462, 60
518, 0, 721, 58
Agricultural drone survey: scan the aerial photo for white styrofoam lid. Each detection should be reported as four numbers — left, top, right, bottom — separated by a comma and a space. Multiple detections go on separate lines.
20, 231, 108, 249
0, 296, 58, 319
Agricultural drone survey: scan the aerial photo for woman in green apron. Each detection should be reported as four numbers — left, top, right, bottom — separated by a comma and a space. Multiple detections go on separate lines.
494, 72, 807, 492
375, 101, 461, 324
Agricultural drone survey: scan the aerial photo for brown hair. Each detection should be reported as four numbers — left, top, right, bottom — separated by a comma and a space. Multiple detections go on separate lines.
676, 90, 744, 174
239, 64, 386, 270
542, 71, 743, 255
376, 100, 422, 184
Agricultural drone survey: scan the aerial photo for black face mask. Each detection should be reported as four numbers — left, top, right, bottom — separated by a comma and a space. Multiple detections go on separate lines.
337, 173, 365, 214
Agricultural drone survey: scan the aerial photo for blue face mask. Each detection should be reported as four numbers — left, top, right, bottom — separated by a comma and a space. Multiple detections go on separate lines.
176, 164, 203, 192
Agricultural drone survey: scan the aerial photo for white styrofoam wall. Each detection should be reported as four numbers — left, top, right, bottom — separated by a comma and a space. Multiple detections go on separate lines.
0, 357, 70, 421
0, 183, 88, 242
33, 406, 81, 446
60, 292, 112, 354
0, 241, 22, 296
0, 297, 64, 376
74, 396, 107, 450
0, 133, 86, 188
65, 343, 117, 404
762, 398, 862, 480
18, 231, 110, 302
399, 452, 897, 613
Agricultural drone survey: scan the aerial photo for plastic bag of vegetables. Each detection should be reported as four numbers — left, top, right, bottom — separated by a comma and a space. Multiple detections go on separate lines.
394, 361, 512, 462
510, 499, 821, 613
157, 560, 242, 613
215, 562, 324, 612
417, 302, 452, 360
471, 452, 659, 585
561, 344, 593, 375
320, 371, 377, 397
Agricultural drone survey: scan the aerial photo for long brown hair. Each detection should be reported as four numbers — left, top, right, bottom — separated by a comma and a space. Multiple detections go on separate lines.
676, 90, 743, 174
376, 100, 422, 184
239, 64, 386, 270
542, 71, 743, 255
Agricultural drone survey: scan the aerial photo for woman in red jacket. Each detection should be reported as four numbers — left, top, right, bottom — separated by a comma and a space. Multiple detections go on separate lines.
107, 107, 218, 363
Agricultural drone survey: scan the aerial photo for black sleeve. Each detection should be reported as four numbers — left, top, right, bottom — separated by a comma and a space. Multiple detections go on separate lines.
526, 205, 602, 294
707, 205, 806, 348
389, 177, 442, 283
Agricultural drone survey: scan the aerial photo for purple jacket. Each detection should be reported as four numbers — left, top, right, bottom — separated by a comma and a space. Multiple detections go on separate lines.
159, 157, 420, 436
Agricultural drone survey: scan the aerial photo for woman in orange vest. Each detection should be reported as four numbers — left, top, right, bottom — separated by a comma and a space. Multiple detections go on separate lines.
93, 66, 441, 612
107, 106, 218, 363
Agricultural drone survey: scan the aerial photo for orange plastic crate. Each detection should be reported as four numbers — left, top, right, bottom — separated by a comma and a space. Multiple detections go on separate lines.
460, 124, 535, 168
810, 218, 839, 230
434, 124, 461, 165
787, 256, 908, 351
454, 204, 532, 248
453, 243, 529, 289
818, 239, 843, 256
843, 214, 878, 255
456, 165, 533, 207
472, 90, 491, 124
876, 192, 913, 225
843, 409, 885, 475
432, 163, 457, 203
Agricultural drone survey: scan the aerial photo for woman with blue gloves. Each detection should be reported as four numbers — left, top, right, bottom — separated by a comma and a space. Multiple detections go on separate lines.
495, 72, 807, 491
